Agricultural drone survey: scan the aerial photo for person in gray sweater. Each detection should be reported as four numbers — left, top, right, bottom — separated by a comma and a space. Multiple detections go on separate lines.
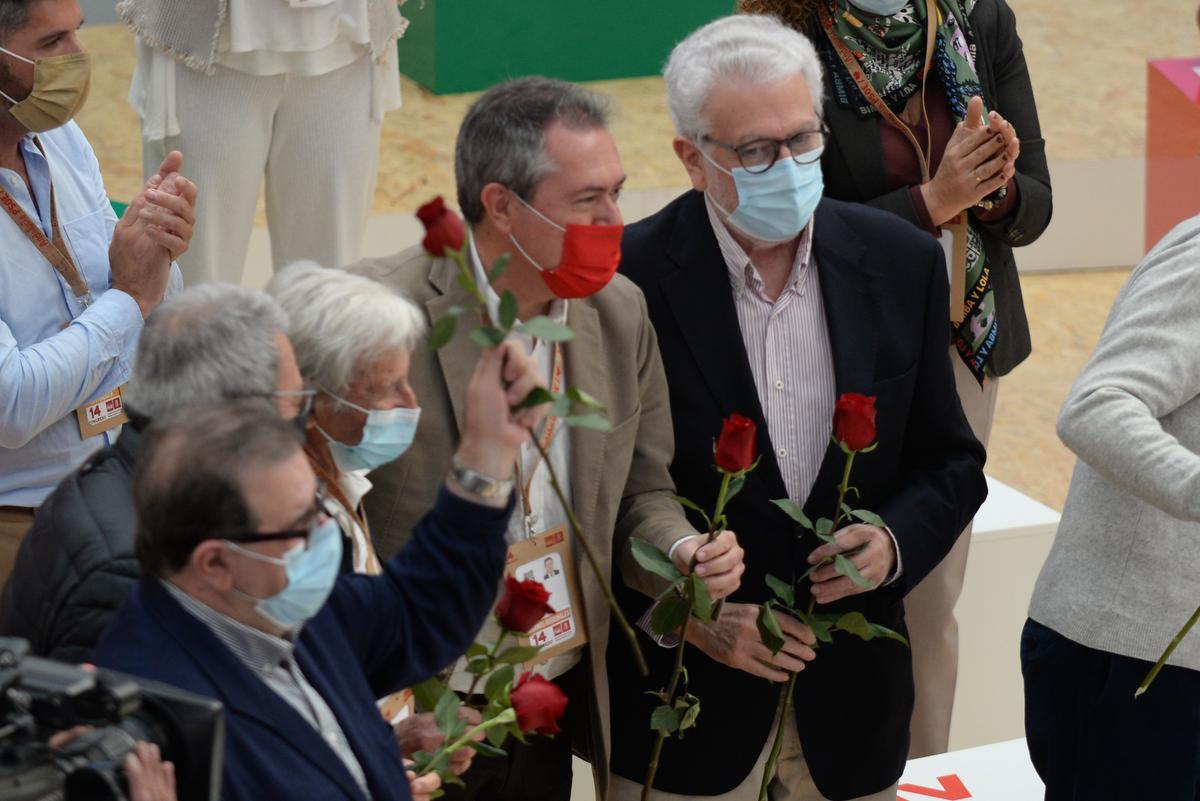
1022, 213, 1200, 801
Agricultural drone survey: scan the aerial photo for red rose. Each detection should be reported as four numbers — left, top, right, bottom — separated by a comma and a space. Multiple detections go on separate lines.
416, 196, 466, 257
713, 413, 757, 474
833, 393, 877, 451
510, 672, 568, 735
495, 575, 554, 633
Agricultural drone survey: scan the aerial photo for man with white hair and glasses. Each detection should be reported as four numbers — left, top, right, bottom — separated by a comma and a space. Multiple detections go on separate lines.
607, 15, 986, 801
0, 284, 310, 661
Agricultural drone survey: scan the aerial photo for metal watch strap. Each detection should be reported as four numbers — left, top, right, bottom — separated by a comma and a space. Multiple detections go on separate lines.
450, 455, 514, 500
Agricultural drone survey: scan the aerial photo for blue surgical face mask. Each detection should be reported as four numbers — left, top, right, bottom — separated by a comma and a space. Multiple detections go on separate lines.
847, 0, 910, 16
317, 389, 421, 473
701, 146, 825, 243
227, 517, 343, 631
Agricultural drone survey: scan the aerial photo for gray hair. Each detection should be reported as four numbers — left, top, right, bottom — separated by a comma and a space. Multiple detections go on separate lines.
455, 76, 611, 224
266, 261, 426, 395
124, 285, 287, 421
0, 1, 30, 46
664, 14, 825, 140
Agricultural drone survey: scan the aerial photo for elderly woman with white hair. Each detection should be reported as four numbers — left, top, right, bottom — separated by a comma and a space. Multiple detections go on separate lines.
267, 261, 426, 576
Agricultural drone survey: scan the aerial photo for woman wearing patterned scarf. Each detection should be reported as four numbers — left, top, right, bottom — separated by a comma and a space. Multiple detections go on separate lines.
737, 0, 1052, 760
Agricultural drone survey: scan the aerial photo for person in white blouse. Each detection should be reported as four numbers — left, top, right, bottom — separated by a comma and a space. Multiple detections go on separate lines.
117, 0, 407, 285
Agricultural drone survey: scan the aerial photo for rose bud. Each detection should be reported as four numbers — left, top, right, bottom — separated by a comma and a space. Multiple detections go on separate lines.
496, 575, 554, 633
510, 672, 568, 735
416, 196, 466, 257
713, 412, 757, 474
833, 393, 878, 451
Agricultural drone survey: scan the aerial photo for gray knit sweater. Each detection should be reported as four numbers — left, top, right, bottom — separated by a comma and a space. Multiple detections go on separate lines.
1029, 215, 1200, 671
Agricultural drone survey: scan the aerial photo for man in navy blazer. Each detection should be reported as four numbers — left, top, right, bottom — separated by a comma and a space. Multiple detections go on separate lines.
95, 339, 548, 801
606, 15, 987, 801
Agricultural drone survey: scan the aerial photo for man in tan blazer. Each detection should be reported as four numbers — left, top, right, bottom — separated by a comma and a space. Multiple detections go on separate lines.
349, 77, 745, 801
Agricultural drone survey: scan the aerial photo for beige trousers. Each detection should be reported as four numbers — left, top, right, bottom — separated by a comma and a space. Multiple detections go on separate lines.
142, 53, 381, 286
608, 710, 899, 801
903, 347, 999, 757
0, 508, 35, 592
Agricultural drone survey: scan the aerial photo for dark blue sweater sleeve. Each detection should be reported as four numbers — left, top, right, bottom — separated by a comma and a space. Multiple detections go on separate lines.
323, 485, 511, 695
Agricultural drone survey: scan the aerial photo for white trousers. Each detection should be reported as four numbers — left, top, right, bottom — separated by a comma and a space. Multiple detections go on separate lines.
142, 53, 381, 286
903, 346, 1000, 757
608, 710, 900, 801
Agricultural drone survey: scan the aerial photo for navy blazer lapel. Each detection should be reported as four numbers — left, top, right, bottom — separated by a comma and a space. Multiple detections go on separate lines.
660, 191, 787, 501
807, 200, 880, 504
142, 581, 368, 801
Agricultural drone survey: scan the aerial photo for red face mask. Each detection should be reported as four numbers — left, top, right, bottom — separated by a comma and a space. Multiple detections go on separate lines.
509, 195, 623, 299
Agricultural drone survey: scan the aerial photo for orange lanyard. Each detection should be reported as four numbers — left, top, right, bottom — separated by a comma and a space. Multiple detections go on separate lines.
819, 1, 940, 183
516, 341, 564, 536
0, 137, 91, 305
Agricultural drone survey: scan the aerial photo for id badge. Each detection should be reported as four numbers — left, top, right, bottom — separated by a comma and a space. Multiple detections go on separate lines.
76, 385, 128, 439
938, 214, 970, 325
504, 525, 588, 665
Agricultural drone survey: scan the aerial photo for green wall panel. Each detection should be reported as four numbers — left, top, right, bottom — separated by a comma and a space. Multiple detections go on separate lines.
399, 1, 734, 95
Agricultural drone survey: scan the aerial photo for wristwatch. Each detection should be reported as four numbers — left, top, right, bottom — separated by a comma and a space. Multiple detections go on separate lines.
450, 455, 514, 500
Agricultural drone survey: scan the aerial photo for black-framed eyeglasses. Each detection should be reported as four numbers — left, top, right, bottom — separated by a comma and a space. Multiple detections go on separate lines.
703, 124, 830, 174
221, 483, 331, 551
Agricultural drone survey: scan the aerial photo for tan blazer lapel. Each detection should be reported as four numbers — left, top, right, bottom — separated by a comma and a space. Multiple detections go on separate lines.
427, 257, 481, 435
563, 300, 607, 556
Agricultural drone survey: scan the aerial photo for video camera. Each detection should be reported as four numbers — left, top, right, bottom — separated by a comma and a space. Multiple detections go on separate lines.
0, 637, 224, 801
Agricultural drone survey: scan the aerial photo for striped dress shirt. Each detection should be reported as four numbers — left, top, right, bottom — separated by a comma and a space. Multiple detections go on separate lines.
704, 198, 835, 505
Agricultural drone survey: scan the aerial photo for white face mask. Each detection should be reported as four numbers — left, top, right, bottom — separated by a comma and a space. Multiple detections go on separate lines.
317, 387, 421, 473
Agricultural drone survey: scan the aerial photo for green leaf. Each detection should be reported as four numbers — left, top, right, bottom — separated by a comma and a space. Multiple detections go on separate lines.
427, 307, 462, 351
465, 656, 490, 675
487, 253, 510, 283
849, 508, 886, 528
650, 593, 690, 635
470, 739, 509, 758
834, 554, 873, 589
650, 704, 683, 735
433, 688, 461, 737
496, 644, 543, 665
807, 613, 835, 644
725, 474, 746, 506
499, 290, 518, 331
630, 539, 683, 583
486, 723, 509, 748
484, 663, 515, 703
566, 386, 605, 411
548, 391, 572, 419
411, 676, 448, 713
772, 499, 813, 530
563, 413, 612, 431
756, 603, 785, 655
765, 574, 795, 607
814, 518, 836, 543
834, 611, 874, 640
690, 574, 714, 624
465, 642, 487, 660
469, 325, 506, 348
513, 386, 555, 411
678, 694, 701, 732
868, 622, 910, 646
517, 316, 575, 342
670, 495, 713, 530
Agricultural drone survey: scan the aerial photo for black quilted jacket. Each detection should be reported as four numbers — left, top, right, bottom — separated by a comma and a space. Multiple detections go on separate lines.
0, 426, 141, 662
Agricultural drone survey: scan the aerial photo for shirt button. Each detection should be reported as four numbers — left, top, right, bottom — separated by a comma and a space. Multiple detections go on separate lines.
774, 380, 784, 391
777, 448, 787, 458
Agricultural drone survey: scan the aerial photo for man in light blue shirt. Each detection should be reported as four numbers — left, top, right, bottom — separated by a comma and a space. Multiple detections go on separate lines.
0, 0, 196, 584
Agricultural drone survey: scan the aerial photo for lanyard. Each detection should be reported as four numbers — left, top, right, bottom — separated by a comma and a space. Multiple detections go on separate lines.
516, 341, 564, 537
819, 1, 940, 183
0, 137, 91, 305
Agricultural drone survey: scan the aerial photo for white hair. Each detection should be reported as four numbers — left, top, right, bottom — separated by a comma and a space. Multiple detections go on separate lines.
664, 14, 826, 140
266, 261, 427, 394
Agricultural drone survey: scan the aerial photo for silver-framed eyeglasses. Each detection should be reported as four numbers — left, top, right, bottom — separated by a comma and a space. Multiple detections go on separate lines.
702, 124, 830, 174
